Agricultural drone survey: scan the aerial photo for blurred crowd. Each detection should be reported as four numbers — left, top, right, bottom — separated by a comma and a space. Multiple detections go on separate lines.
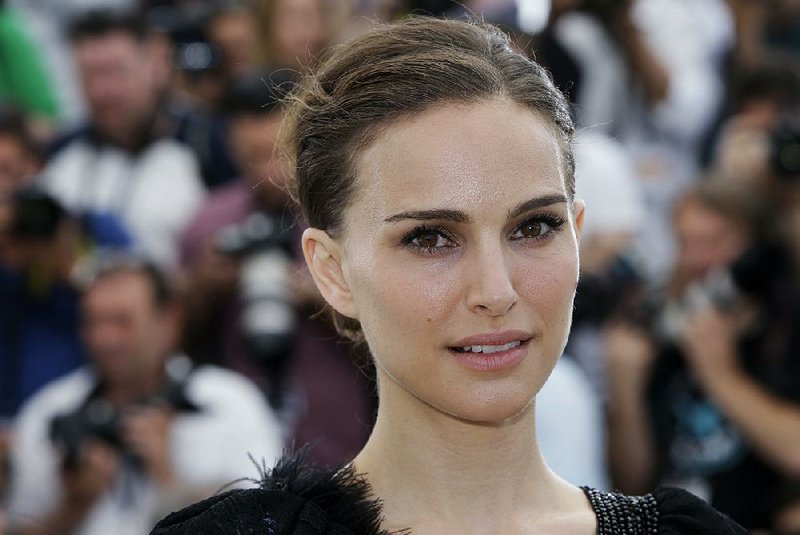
0, 0, 797, 534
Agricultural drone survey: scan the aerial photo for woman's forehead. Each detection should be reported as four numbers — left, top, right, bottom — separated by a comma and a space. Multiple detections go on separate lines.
349, 99, 567, 220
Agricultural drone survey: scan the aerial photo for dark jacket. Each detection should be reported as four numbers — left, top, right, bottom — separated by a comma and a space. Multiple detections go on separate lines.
152, 450, 747, 535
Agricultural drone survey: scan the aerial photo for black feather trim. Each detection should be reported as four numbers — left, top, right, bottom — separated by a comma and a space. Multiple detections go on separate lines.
151, 445, 404, 535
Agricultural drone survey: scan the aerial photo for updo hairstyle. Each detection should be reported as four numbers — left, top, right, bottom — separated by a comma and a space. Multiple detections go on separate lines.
281, 17, 575, 342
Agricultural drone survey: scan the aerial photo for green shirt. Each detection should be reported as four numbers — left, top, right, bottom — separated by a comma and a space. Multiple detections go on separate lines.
0, 8, 58, 119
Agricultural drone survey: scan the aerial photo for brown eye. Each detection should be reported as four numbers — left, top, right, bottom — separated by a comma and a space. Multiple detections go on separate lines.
414, 230, 442, 248
517, 221, 544, 239
510, 215, 565, 242
401, 225, 457, 252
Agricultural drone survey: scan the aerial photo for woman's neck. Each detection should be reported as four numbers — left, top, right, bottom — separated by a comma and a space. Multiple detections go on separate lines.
353, 373, 592, 534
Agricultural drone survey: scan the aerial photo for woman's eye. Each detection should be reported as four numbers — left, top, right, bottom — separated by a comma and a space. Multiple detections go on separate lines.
401, 226, 457, 252
413, 230, 446, 248
510, 216, 565, 241
516, 221, 545, 239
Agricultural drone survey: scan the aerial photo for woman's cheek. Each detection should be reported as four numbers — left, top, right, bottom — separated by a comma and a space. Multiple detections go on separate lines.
516, 250, 579, 322
354, 255, 461, 341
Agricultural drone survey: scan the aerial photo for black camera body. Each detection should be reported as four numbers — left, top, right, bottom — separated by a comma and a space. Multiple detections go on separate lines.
49, 365, 200, 471
50, 398, 126, 471
215, 212, 296, 366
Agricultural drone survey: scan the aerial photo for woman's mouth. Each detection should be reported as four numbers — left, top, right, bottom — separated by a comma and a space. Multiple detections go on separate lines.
452, 340, 522, 354
448, 338, 530, 371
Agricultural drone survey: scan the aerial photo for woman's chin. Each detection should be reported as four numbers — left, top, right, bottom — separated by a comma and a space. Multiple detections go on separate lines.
433, 389, 538, 426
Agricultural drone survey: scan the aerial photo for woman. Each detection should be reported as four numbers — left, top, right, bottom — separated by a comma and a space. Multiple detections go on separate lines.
152, 18, 746, 535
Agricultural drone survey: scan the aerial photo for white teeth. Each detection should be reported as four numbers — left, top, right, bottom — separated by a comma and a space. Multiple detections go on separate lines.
460, 341, 521, 354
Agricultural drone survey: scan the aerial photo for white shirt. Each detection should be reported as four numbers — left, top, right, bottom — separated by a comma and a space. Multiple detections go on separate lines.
537, 355, 610, 491
554, 0, 734, 282
41, 138, 205, 268
7, 361, 283, 535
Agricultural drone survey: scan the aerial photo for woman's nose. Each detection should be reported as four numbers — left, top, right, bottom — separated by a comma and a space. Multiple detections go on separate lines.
465, 248, 518, 317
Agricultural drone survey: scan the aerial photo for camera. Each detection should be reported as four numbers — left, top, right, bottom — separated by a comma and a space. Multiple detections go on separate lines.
216, 212, 296, 410
49, 361, 200, 471
216, 212, 296, 366
657, 245, 788, 344
174, 41, 221, 73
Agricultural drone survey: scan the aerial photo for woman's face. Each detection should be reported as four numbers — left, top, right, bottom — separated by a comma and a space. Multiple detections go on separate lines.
313, 99, 583, 424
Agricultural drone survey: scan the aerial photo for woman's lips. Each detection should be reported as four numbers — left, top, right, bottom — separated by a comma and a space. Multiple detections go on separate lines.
448, 338, 530, 371
450, 329, 533, 348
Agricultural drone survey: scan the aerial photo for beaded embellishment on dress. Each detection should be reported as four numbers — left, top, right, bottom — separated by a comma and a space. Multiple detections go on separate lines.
581, 487, 659, 535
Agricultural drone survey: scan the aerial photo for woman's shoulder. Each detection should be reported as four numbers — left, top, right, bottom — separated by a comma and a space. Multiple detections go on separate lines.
581, 486, 747, 535
150, 448, 396, 535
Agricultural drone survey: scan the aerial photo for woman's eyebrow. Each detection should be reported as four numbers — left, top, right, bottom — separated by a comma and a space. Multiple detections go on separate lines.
384, 208, 470, 224
384, 193, 569, 224
508, 193, 568, 218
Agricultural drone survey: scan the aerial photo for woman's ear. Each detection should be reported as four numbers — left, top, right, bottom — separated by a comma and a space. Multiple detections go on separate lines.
301, 228, 359, 319
572, 198, 586, 241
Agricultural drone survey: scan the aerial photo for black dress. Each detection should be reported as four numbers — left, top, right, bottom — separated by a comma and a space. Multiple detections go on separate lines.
151, 452, 747, 535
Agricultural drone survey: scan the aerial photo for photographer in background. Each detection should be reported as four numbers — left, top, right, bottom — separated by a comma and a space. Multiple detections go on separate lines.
605, 177, 800, 530
5, 257, 282, 535
179, 70, 374, 467
542, 0, 733, 283
39, 9, 207, 267
714, 59, 800, 190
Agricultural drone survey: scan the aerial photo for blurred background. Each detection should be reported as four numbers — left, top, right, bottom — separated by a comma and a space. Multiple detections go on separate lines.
0, 0, 798, 534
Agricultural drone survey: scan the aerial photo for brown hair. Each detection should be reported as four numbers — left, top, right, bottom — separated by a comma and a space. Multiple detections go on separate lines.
674, 178, 766, 233
281, 17, 575, 341
669, 177, 766, 297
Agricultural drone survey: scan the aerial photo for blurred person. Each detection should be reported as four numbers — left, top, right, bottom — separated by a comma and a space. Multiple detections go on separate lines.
0, 188, 130, 535
206, 1, 258, 78
0, 189, 132, 421
146, 5, 242, 188
605, 178, 800, 530
544, 0, 734, 282
179, 70, 374, 466
9, 0, 139, 127
6, 256, 282, 535
165, 1, 259, 108
714, 59, 800, 188
253, 0, 328, 71
39, 9, 206, 267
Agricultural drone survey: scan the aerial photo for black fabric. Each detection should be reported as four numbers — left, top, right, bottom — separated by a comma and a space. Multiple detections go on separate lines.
654, 487, 748, 535
583, 486, 746, 534
153, 450, 746, 535
150, 448, 393, 535
648, 295, 800, 530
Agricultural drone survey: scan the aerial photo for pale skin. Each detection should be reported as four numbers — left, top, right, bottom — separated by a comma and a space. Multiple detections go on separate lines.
303, 99, 595, 534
